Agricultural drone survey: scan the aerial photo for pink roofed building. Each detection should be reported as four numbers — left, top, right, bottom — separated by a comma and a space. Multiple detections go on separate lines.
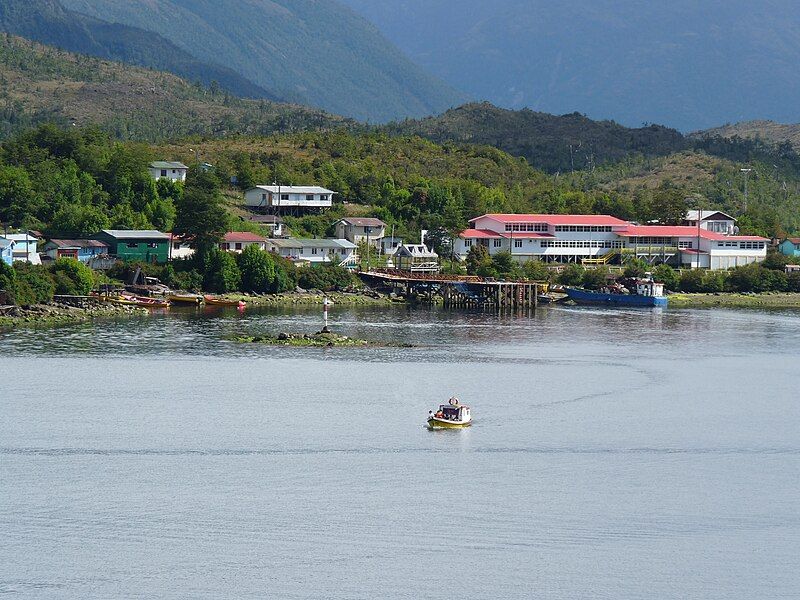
455, 214, 768, 270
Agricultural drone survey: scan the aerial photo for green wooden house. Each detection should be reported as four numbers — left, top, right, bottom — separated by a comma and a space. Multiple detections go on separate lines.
92, 230, 170, 264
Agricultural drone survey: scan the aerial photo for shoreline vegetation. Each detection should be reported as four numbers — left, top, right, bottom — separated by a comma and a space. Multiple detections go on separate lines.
667, 292, 800, 309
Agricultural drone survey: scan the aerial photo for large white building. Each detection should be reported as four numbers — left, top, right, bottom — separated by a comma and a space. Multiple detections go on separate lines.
244, 185, 335, 214
455, 214, 768, 270
265, 238, 357, 266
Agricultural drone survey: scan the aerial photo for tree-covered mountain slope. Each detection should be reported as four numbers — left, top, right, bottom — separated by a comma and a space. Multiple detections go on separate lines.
0, 0, 274, 100
58, 0, 467, 122
384, 102, 688, 173
0, 34, 353, 140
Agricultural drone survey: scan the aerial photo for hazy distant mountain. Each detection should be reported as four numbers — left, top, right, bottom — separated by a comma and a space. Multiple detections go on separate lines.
0, 0, 274, 100
58, 0, 467, 122
385, 102, 687, 173
341, 0, 800, 131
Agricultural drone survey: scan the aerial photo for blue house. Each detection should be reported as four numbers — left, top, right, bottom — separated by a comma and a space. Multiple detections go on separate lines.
778, 238, 800, 257
43, 239, 110, 263
0, 237, 14, 266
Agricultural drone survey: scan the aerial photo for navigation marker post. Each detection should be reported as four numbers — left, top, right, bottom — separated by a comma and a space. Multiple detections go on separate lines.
322, 296, 332, 333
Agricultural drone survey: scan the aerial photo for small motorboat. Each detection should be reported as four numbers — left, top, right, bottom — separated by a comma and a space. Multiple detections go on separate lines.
203, 295, 246, 308
427, 397, 472, 429
168, 293, 203, 305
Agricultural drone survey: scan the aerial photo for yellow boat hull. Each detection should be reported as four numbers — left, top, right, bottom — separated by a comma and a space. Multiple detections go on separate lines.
427, 417, 471, 429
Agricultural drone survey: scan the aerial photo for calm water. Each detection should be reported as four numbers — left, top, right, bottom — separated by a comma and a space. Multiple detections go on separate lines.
1, 305, 799, 599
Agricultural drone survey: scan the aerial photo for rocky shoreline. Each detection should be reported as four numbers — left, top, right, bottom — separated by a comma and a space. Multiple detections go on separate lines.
668, 292, 800, 309
222, 289, 403, 307
0, 300, 148, 329
232, 330, 413, 348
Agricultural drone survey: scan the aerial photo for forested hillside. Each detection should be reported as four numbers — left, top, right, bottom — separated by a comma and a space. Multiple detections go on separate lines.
58, 0, 466, 122
0, 0, 273, 100
696, 121, 800, 150
0, 35, 352, 140
385, 102, 688, 173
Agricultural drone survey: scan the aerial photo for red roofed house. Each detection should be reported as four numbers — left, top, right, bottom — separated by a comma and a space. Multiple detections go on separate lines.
219, 232, 267, 254
455, 214, 768, 270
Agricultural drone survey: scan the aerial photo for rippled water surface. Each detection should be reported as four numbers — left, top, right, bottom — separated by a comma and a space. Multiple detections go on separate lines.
1, 305, 799, 599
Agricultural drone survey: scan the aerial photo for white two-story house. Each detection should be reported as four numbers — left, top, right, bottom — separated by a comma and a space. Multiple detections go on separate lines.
245, 185, 335, 214
333, 218, 386, 247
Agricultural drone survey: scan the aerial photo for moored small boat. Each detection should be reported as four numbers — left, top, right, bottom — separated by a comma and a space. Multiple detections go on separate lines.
427, 397, 472, 429
203, 295, 246, 308
168, 293, 203, 305
565, 274, 668, 308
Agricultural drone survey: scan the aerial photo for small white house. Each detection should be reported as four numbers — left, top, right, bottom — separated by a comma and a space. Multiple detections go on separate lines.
149, 161, 188, 182
333, 217, 387, 246
265, 238, 357, 266
219, 232, 267, 253
3, 232, 41, 265
379, 236, 404, 255
244, 185, 335, 213
168, 234, 195, 260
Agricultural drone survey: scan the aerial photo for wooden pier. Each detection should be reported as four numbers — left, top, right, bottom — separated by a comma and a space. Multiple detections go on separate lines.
360, 270, 540, 310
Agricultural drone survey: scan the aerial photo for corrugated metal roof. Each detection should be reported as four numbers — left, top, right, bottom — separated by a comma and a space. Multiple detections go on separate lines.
99, 230, 170, 240
250, 185, 336, 195
337, 217, 386, 227
268, 238, 355, 249
47, 239, 109, 248
686, 210, 736, 221
473, 214, 629, 226
223, 232, 267, 243
150, 161, 188, 170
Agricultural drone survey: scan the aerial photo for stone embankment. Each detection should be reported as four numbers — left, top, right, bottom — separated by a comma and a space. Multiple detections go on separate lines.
0, 298, 146, 328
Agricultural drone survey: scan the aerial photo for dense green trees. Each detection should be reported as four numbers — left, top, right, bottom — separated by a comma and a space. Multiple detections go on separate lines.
237, 244, 275, 293
173, 168, 228, 250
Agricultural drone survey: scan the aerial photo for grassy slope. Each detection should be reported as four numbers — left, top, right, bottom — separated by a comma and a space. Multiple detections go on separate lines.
0, 34, 353, 140
695, 121, 800, 149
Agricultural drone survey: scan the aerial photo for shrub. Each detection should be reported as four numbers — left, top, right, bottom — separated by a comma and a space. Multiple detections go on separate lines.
522, 259, 550, 282
701, 270, 727, 293
679, 269, 704, 292
623, 258, 648, 278
297, 263, 357, 291
271, 255, 297, 293
652, 264, 679, 291
13, 263, 55, 305
581, 267, 610, 290
201, 248, 241, 293
237, 245, 276, 293
558, 263, 585, 286
0, 260, 17, 304
51, 258, 95, 295
465, 245, 491, 275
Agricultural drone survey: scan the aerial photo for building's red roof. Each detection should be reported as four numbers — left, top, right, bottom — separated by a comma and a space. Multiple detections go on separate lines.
459, 228, 552, 239
616, 225, 767, 242
223, 232, 267, 243
784, 238, 800, 245
472, 213, 629, 226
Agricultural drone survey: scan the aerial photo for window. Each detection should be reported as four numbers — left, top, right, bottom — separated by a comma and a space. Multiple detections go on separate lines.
126, 242, 138, 249
172, 170, 176, 174
505, 224, 513, 232
160, 169, 167, 177
281, 194, 289, 201
147, 242, 159, 248
173, 243, 180, 250
320, 195, 329, 201
678, 241, 692, 249
311, 247, 318, 255
262, 193, 267, 201
514, 240, 523, 248
235, 243, 242, 250
493, 239, 502, 248
306, 194, 315, 201
464, 239, 473, 248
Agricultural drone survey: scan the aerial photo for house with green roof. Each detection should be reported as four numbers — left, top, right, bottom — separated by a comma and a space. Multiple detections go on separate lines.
92, 230, 171, 264
149, 161, 188, 182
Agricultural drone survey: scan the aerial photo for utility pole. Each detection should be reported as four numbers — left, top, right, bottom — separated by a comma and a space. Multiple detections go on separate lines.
741, 168, 752, 212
